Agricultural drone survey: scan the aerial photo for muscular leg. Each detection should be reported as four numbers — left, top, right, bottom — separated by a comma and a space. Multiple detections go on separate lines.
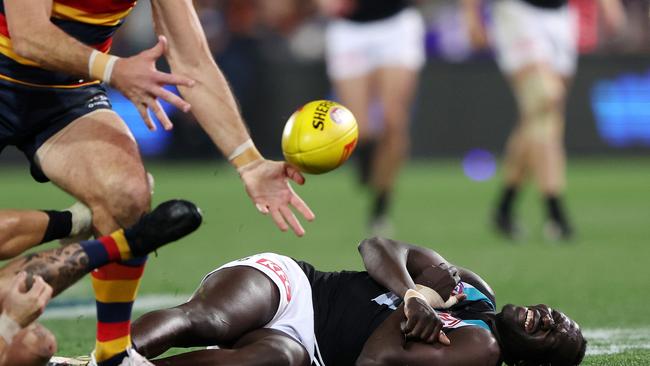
132, 267, 285, 360
36, 110, 152, 364
36, 110, 151, 233
333, 73, 374, 185
370, 66, 418, 223
496, 64, 572, 238
0, 211, 49, 259
511, 65, 567, 196
0, 205, 90, 259
151, 329, 309, 366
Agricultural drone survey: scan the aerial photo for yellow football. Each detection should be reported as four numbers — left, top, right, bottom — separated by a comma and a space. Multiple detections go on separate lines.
282, 100, 358, 174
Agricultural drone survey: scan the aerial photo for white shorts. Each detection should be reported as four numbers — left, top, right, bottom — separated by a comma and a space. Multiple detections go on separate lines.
325, 7, 426, 80
491, 0, 578, 76
200, 253, 316, 362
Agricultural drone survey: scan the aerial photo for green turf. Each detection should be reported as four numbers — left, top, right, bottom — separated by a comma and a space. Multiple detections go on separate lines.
2, 157, 649, 364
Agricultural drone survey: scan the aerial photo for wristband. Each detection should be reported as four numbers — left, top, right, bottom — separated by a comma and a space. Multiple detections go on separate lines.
0, 312, 21, 344
88, 50, 119, 84
229, 139, 263, 169
415, 284, 460, 309
404, 288, 429, 303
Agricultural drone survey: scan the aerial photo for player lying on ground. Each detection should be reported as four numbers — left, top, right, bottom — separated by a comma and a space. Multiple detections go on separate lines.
130, 237, 585, 366
0, 200, 202, 366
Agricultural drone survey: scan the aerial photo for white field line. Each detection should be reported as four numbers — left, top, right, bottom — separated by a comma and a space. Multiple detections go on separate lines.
42, 294, 190, 320
43, 295, 650, 356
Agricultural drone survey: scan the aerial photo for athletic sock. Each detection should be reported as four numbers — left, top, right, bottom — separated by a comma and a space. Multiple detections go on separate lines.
79, 230, 146, 366
80, 230, 134, 270
546, 195, 568, 227
372, 190, 390, 220
40, 210, 72, 244
356, 141, 376, 186
497, 186, 518, 220
92, 257, 147, 366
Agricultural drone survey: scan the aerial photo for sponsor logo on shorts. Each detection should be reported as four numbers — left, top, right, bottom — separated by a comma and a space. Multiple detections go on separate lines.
256, 258, 292, 302
87, 95, 110, 109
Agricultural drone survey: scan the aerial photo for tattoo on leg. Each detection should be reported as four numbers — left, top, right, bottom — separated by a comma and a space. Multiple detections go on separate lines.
19, 245, 90, 296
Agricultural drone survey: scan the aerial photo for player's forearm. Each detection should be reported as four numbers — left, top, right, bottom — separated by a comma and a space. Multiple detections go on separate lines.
151, 0, 258, 161
174, 62, 254, 158
5, 0, 92, 79
359, 238, 416, 297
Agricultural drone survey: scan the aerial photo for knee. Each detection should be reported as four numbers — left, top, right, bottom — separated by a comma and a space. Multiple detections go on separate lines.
92, 173, 152, 227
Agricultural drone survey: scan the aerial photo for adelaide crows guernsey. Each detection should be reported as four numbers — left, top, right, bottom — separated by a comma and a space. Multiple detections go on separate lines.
297, 261, 497, 366
0, 0, 136, 87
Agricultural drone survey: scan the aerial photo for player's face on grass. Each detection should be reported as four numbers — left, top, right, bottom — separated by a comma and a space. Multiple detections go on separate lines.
497, 304, 585, 365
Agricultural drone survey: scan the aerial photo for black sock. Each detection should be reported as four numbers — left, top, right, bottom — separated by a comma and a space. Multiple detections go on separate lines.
497, 186, 518, 219
356, 141, 376, 186
546, 195, 568, 226
372, 190, 390, 220
40, 210, 73, 244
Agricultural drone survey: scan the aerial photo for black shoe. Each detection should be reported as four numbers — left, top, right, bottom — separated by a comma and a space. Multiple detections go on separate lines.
543, 219, 573, 242
493, 211, 523, 240
126, 199, 203, 257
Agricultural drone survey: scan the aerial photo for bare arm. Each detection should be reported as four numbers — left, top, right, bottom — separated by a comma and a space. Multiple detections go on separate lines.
150, 0, 315, 236
597, 0, 626, 37
356, 306, 500, 366
4, 0, 90, 76
358, 237, 453, 298
5, 0, 193, 130
150, 0, 251, 158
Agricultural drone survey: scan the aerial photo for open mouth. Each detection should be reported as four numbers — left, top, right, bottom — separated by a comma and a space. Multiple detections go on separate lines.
524, 308, 537, 333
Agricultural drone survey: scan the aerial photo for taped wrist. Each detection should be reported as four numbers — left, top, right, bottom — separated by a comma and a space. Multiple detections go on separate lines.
415, 284, 461, 309
0, 312, 21, 344
88, 50, 119, 84
229, 139, 263, 170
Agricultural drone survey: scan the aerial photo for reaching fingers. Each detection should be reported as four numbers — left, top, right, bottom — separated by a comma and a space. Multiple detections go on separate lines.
280, 206, 304, 237
155, 71, 195, 88
150, 100, 173, 131
270, 208, 289, 232
144, 35, 167, 60
136, 103, 156, 131
401, 315, 417, 335
438, 331, 451, 345
152, 87, 191, 113
28, 275, 46, 296
290, 194, 315, 222
285, 164, 305, 185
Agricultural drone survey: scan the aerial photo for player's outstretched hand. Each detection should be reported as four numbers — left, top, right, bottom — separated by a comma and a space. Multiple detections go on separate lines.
2, 272, 52, 328
238, 159, 315, 237
111, 35, 195, 131
402, 294, 450, 345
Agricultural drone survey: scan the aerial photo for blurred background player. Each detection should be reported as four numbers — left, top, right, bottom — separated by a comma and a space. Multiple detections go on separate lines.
316, 0, 426, 234
0, 1, 313, 365
462, 0, 626, 240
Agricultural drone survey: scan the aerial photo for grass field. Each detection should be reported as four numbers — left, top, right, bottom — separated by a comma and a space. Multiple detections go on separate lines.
2, 157, 649, 364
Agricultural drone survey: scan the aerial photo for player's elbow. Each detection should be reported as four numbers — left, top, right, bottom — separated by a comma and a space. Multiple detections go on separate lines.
358, 236, 394, 255
10, 26, 47, 61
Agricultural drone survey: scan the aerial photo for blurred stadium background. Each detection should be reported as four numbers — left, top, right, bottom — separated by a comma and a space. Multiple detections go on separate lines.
1, 0, 649, 364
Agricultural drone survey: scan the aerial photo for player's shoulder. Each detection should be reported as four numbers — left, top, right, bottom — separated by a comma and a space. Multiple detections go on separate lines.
449, 326, 502, 365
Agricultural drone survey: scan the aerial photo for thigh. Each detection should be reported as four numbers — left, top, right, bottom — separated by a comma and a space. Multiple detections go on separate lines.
152, 329, 309, 366
332, 75, 374, 139
375, 67, 419, 127
35, 110, 150, 231
184, 266, 281, 343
